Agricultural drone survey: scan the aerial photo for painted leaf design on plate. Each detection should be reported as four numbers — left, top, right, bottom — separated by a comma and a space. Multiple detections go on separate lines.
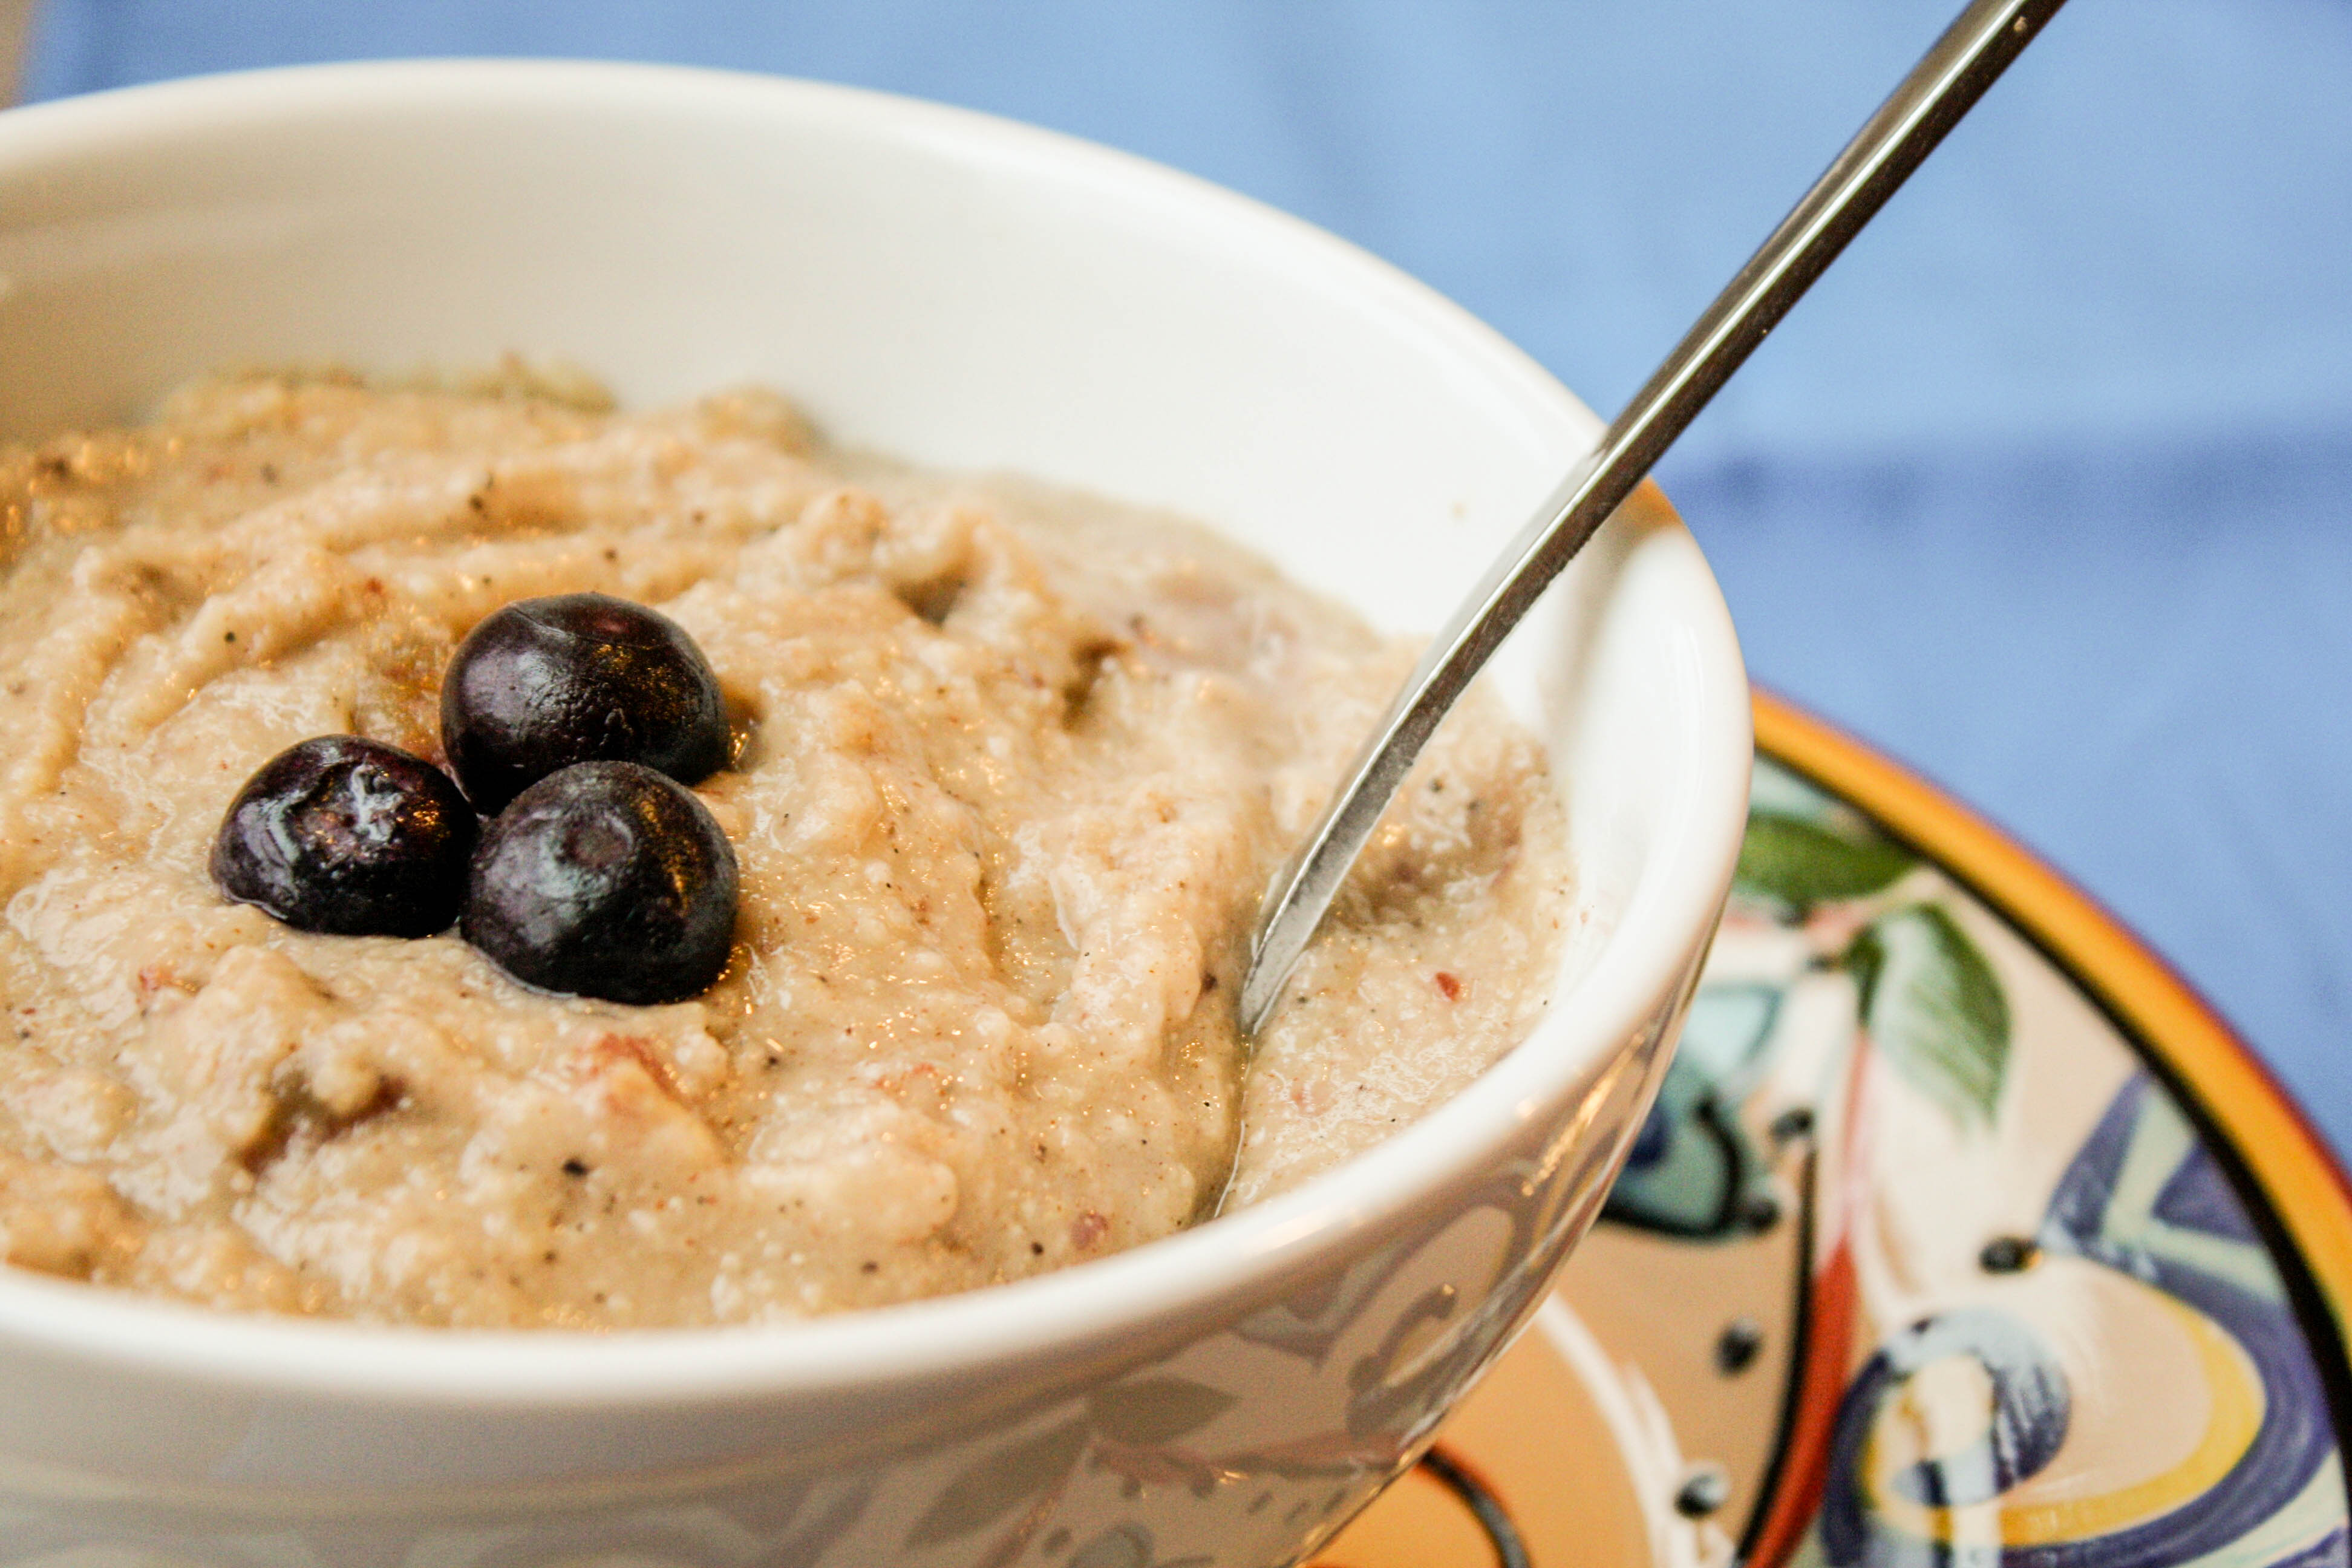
904, 1417, 1090, 1548
1087, 1376, 1238, 1445
1843, 904, 2011, 1127
1736, 810, 1916, 912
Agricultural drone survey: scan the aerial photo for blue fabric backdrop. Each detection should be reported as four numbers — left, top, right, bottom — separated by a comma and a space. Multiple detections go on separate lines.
22, 1, 2352, 1152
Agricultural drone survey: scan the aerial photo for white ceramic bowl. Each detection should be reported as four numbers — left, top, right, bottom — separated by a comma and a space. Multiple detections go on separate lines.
0, 61, 1749, 1567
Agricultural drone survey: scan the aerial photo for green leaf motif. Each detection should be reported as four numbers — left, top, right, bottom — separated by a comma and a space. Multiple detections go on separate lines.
1086, 1376, 1238, 1446
1736, 811, 1916, 912
1844, 904, 2011, 1128
905, 1418, 1090, 1548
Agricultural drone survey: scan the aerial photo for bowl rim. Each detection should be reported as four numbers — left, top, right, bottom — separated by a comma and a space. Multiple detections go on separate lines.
0, 57, 1753, 1406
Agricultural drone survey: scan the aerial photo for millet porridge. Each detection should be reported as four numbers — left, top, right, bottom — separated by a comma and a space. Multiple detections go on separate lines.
0, 372, 1567, 1328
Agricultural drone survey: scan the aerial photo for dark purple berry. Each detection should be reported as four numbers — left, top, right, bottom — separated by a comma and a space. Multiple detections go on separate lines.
461, 761, 737, 1005
211, 736, 475, 937
440, 593, 729, 813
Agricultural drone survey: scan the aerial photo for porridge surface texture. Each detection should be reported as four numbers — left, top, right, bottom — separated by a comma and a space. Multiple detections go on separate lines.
0, 375, 1567, 1327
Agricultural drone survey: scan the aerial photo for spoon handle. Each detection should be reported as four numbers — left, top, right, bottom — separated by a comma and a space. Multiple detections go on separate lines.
1240, 0, 2066, 1034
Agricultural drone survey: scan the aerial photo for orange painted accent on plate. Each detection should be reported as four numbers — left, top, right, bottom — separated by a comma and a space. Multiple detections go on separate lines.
1751, 691, 2352, 1385
1743, 1238, 1858, 1568
1743, 1025, 1875, 1568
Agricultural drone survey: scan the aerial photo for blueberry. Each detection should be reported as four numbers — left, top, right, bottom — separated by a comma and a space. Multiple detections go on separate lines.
440, 593, 729, 814
211, 736, 475, 937
462, 761, 737, 1005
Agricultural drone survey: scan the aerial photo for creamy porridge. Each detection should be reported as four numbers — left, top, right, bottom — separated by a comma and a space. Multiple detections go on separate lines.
0, 373, 1566, 1328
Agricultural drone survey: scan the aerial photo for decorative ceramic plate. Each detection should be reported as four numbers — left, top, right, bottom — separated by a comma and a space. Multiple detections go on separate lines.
1309, 693, 2352, 1568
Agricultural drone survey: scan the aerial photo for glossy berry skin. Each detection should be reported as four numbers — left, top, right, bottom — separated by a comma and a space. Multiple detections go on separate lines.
211, 736, 476, 937
440, 593, 730, 814
462, 761, 737, 1005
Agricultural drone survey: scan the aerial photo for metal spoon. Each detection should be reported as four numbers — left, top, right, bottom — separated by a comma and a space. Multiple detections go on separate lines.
1240, 0, 2067, 1034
